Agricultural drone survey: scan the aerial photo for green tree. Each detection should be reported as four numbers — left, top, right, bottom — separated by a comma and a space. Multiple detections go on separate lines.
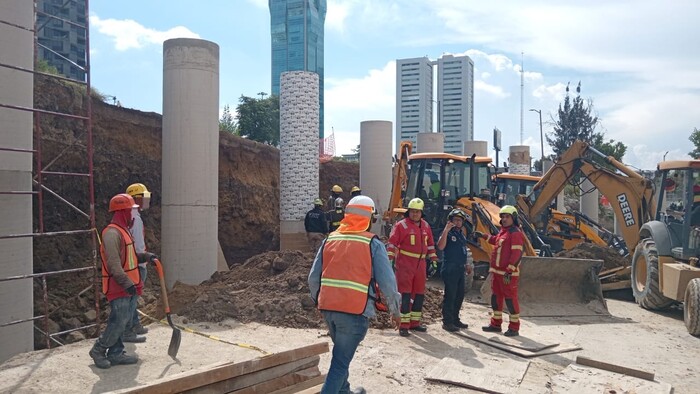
35, 59, 58, 75
219, 104, 238, 134
236, 94, 279, 145
689, 128, 700, 159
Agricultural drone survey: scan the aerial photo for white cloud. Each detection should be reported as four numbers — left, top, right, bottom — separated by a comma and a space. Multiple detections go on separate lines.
91, 15, 199, 51
326, 1, 352, 33
481, 72, 491, 80
475, 80, 510, 99
244, 0, 267, 9
628, 145, 691, 171
532, 83, 566, 101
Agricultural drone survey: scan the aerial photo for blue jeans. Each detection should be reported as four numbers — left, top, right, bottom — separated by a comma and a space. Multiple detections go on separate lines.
97, 295, 137, 356
321, 311, 369, 394
128, 265, 147, 331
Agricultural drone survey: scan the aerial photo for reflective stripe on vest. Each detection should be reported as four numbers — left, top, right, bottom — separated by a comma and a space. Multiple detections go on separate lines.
318, 231, 374, 315
399, 249, 426, 259
100, 224, 140, 295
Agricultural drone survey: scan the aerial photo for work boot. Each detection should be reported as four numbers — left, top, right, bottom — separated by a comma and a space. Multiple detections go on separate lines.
108, 352, 139, 365
89, 342, 111, 369
122, 332, 146, 343
410, 325, 428, 332
504, 329, 519, 337
399, 328, 410, 337
454, 321, 469, 329
132, 324, 148, 335
349, 386, 366, 394
482, 325, 501, 333
442, 323, 459, 332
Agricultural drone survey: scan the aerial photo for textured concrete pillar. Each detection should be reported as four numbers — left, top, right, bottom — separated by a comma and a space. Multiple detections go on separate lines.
543, 159, 566, 211
0, 0, 34, 362
509, 145, 531, 175
360, 121, 392, 234
416, 132, 444, 153
162, 39, 219, 287
581, 178, 599, 222
463, 140, 488, 157
280, 71, 319, 251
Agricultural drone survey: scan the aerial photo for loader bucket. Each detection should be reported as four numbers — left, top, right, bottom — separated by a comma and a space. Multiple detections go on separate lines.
480, 257, 609, 317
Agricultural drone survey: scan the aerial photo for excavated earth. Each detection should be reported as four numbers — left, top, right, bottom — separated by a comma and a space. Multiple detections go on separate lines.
555, 242, 631, 271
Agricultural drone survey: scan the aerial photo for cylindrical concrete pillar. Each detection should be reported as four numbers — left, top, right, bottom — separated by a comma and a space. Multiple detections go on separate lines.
416, 132, 444, 153
463, 140, 488, 157
509, 145, 531, 175
162, 38, 219, 288
280, 71, 320, 250
581, 179, 599, 222
543, 159, 566, 211
0, 0, 34, 362
360, 121, 392, 234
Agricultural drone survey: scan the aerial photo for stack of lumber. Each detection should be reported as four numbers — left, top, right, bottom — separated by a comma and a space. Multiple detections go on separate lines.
599, 266, 631, 292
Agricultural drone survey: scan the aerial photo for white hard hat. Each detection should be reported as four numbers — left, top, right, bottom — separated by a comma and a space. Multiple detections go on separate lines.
348, 195, 375, 211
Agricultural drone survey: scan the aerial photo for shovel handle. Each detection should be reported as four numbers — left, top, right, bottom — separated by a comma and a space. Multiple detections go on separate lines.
153, 259, 171, 314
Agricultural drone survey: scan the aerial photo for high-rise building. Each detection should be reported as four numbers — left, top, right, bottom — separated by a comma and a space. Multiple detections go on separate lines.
396, 54, 474, 155
395, 57, 434, 152
269, 0, 326, 138
437, 54, 474, 155
36, 0, 87, 81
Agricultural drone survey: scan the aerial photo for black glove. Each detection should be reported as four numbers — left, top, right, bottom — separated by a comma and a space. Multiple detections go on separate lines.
143, 252, 158, 264
474, 231, 485, 240
126, 285, 137, 296
503, 272, 512, 285
427, 261, 438, 278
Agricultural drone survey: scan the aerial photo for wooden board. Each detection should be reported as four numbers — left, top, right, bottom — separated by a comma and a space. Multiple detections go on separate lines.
488, 336, 559, 352
293, 383, 323, 394
269, 375, 325, 394
551, 365, 672, 394
576, 356, 654, 381
455, 331, 581, 358
425, 353, 530, 394
602, 279, 631, 292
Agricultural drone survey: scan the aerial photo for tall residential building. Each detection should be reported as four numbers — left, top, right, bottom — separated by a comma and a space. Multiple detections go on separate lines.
395, 57, 434, 152
437, 54, 474, 155
36, 0, 87, 81
269, 0, 327, 138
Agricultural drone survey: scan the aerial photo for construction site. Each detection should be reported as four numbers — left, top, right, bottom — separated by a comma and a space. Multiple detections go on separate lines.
2, 1, 700, 393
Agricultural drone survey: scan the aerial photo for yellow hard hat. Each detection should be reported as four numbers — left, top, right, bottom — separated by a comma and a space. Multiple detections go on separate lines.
313, 198, 323, 206
351, 186, 361, 193
499, 205, 518, 216
126, 183, 151, 198
407, 198, 424, 211
332, 185, 343, 193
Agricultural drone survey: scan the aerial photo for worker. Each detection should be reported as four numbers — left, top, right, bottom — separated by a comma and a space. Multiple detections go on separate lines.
327, 197, 345, 232
89, 194, 156, 369
123, 182, 151, 342
327, 185, 343, 211
308, 195, 401, 394
305, 198, 328, 252
475, 205, 524, 337
351, 186, 362, 197
386, 198, 438, 337
436, 208, 473, 332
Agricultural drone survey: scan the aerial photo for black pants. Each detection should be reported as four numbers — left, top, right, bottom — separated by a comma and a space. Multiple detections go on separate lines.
441, 263, 465, 325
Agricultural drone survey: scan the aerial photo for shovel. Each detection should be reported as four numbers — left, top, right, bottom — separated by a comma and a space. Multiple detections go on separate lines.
153, 258, 181, 358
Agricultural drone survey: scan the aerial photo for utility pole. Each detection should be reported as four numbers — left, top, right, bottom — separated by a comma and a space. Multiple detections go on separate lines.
520, 52, 524, 145
529, 109, 544, 165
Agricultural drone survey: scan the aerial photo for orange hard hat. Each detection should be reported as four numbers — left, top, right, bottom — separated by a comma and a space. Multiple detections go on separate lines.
109, 193, 138, 212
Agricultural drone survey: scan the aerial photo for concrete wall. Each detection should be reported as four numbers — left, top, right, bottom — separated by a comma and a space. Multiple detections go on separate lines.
162, 38, 219, 288
0, 0, 34, 362
509, 145, 531, 175
280, 71, 319, 250
416, 132, 444, 153
463, 140, 488, 157
360, 121, 392, 234
581, 179, 599, 222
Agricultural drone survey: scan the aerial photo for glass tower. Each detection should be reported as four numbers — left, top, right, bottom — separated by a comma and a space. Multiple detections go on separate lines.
269, 0, 326, 138
36, 0, 87, 81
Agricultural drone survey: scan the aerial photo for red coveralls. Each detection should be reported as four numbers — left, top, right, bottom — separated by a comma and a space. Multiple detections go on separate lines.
387, 218, 438, 329
485, 225, 524, 332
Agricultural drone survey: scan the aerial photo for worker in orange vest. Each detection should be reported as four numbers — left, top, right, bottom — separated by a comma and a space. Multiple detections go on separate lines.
386, 198, 438, 336
309, 195, 401, 394
89, 194, 156, 369
475, 205, 525, 337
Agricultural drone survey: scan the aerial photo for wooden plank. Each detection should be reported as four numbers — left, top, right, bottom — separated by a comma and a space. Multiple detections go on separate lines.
118, 342, 329, 394
599, 266, 625, 277
292, 382, 324, 394
488, 336, 559, 352
576, 356, 655, 381
425, 354, 530, 393
269, 375, 325, 394
187, 356, 319, 394
455, 331, 581, 358
231, 366, 321, 394
551, 365, 671, 394
602, 279, 631, 292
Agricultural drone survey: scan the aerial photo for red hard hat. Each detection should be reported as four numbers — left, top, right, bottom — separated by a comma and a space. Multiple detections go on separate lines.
109, 193, 138, 212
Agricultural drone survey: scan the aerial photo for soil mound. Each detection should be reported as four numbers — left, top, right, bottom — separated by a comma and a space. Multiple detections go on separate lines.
555, 242, 630, 271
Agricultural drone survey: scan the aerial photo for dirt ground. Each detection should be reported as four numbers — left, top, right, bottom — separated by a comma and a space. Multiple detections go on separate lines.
555, 242, 630, 271
2, 282, 699, 394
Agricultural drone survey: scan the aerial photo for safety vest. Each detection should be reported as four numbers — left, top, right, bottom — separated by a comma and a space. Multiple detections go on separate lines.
318, 231, 374, 315
100, 224, 140, 296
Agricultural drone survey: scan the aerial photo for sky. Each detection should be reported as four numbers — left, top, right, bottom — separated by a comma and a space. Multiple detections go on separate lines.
88, 0, 700, 170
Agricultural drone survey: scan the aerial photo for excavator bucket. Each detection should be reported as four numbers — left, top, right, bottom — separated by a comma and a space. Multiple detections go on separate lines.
480, 256, 609, 317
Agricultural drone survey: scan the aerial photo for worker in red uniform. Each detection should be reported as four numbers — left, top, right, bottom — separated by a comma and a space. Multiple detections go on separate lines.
387, 198, 438, 337
475, 205, 524, 337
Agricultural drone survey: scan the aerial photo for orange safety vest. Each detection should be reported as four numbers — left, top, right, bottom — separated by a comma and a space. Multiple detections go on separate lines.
318, 231, 374, 315
100, 224, 140, 296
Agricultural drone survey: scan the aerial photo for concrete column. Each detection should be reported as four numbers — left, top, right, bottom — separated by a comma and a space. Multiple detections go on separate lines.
0, 0, 34, 362
581, 178, 599, 222
360, 121, 392, 234
280, 71, 319, 251
463, 140, 488, 157
543, 159, 566, 211
162, 39, 219, 287
416, 132, 444, 153
509, 145, 531, 175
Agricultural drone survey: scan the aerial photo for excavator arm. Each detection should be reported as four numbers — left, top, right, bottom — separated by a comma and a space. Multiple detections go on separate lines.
383, 141, 412, 223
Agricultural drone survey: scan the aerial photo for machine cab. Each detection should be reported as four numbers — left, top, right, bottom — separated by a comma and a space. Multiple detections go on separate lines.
655, 161, 700, 261
494, 173, 541, 207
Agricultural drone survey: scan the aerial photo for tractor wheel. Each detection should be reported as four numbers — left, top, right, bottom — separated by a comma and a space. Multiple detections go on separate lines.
631, 238, 674, 310
684, 278, 700, 336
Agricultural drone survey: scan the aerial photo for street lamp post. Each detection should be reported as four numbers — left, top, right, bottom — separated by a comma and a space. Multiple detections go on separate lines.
529, 108, 544, 165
